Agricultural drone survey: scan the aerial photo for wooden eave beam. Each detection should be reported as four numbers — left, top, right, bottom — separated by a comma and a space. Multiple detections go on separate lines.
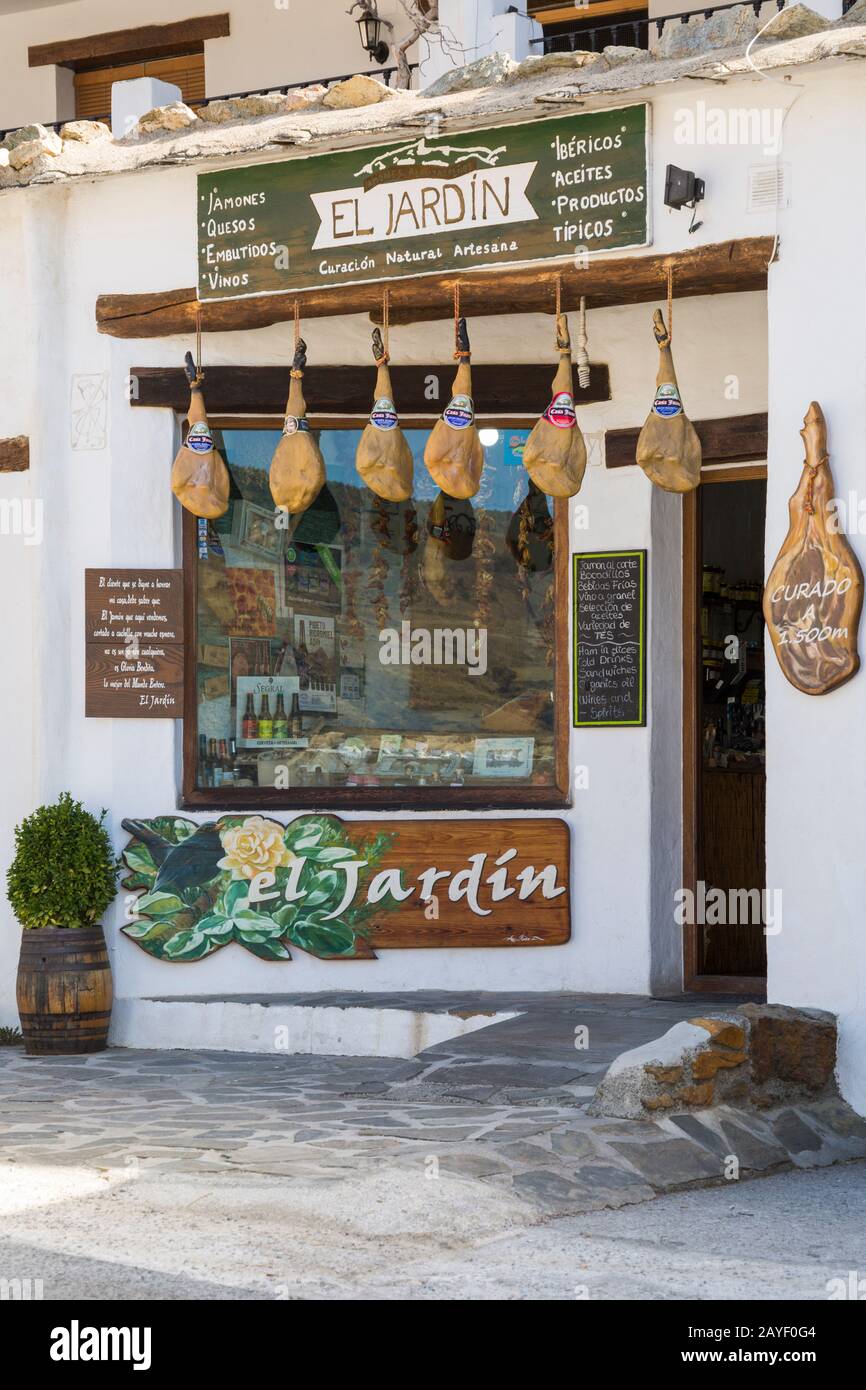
96, 237, 774, 339
29, 14, 230, 70
606, 411, 768, 468
0, 436, 30, 472
128, 363, 611, 414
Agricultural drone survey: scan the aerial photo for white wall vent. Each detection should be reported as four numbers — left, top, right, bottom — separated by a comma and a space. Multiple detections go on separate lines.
748, 163, 791, 213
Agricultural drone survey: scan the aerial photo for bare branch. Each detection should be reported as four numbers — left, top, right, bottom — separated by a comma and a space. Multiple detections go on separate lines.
395, 0, 439, 88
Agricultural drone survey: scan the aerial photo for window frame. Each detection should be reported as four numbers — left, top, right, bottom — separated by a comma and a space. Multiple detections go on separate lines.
180, 415, 571, 812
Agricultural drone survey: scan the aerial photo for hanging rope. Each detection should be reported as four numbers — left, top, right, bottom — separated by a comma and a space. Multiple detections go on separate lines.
383, 286, 390, 360
576, 295, 590, 390
666, 264, 673, 342
293, 299, 300, 349
555, 274, 562, 325
453, 282, 462, 359
194, 302, 204, 385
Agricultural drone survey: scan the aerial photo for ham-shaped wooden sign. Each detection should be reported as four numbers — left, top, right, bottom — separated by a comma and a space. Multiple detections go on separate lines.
763, 402, 863, 695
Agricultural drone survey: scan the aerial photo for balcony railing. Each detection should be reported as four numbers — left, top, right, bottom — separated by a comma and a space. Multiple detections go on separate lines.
530, 0, 853, 55
0, 64, 417, 144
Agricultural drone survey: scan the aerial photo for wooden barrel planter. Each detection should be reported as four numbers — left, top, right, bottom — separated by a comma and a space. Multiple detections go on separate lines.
16, 927, 113, 1056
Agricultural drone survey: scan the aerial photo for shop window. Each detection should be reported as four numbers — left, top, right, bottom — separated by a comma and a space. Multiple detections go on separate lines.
74, 54, 206, 120
183, 423, 567, 810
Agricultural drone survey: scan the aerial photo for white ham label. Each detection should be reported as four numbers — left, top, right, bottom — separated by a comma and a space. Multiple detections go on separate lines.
187, 421, 214, 454
653, 383, 682, 418
543, 391, 577, 430
283, 415, 310, 436
370, 397, 398, 431
443, 394, 474, 430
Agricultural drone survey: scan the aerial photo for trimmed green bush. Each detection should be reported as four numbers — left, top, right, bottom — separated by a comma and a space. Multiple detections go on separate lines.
7, 793, 118, 930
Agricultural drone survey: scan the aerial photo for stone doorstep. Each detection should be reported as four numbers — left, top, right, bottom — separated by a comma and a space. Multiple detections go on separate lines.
590, 1004, 840, 1122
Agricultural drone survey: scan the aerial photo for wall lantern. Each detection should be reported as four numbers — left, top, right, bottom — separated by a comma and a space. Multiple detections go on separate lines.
356, 2, 392, 65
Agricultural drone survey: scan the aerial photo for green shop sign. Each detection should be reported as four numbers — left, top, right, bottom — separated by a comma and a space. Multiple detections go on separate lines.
197, 103, 650, 300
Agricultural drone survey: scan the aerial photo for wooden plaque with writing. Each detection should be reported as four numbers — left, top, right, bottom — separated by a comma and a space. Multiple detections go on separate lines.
85, 569, 184, 718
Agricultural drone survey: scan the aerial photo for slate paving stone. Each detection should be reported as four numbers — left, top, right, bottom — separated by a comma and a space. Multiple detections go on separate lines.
550, 1130, 601, 1160
668, 1113, 733, 1158
810, 1097, 866, 1140
435, 1153, 510, 1177
717, 1120, 790, 1171
610, 1138, 723, 1187
496, 1140, 554, 1166
771, 1110, 824, 1154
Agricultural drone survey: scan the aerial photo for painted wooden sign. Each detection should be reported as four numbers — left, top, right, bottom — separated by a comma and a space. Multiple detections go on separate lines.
763, 403, 863, 695
85, 569, 184, 717
197, 104, 649, 300
573, 550, 647, 726
119, 815, 570, 961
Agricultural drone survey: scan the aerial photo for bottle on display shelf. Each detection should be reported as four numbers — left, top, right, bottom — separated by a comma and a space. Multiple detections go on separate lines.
289, 692, 302, 739
296, 620, 310, 690
211, 737, 223, 788
273, 692, 289, 740
258, 693, 273, 740
242, 693, 258, 740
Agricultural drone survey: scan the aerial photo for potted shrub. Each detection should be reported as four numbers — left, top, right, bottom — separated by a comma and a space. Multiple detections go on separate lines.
7, 793, 118, 1056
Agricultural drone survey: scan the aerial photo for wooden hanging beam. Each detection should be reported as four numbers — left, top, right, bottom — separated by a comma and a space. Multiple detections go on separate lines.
97, 238, 775, 339
0, 436, 29, 472
129, 362, 611, 414
605, 412, 768, 469
29, 14, 230, 69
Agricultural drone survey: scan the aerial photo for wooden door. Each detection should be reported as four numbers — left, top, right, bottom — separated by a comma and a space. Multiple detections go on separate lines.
683, 466, 768, 994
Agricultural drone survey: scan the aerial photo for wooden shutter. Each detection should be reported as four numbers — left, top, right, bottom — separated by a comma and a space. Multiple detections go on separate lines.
74, 52, 205, 120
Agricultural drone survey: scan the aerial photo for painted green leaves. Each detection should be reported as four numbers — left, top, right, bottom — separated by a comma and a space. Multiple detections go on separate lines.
120, 814, 395, 963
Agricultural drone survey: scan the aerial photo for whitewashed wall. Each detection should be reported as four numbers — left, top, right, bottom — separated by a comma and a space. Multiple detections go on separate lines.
0, 0, 419, 132
0, 78, 785, 1035
764, 63, 866, 1115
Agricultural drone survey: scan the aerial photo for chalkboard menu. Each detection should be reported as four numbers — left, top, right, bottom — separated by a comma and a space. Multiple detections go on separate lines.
573, 550, 646, 727
85, 569, 184, 718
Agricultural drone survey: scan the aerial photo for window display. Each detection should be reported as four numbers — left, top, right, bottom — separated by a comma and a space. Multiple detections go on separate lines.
189, 425, 561, 803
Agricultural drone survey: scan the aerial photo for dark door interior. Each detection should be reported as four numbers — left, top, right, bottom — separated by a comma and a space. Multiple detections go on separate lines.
696, 477, 767, 977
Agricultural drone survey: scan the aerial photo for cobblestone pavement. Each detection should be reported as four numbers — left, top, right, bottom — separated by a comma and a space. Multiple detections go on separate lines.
1, 995, 864, 1223
2, 995, 866, 1299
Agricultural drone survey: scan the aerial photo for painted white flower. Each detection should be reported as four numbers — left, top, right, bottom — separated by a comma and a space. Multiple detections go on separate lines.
217, 817, 295, 880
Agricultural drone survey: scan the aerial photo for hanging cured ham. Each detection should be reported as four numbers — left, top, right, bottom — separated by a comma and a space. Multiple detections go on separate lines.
523, 314, 587, 497
170, 353, 230, 519
763, 402, 863, 695
423, 318, 483, 500
269, 338, 326, 515
355, 328, 413, 502
421, 492, 476, 607
636, 308, 701, 493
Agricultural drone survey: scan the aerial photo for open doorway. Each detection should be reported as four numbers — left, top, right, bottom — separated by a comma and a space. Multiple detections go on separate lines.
683, 467, 768, 993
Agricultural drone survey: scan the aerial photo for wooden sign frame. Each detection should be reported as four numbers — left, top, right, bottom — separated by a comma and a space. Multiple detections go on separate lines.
573, 549, 647, 727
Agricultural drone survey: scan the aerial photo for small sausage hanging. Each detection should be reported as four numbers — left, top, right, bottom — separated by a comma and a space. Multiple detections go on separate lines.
423, 292, 483, 500
635, 273, 701, 493
355, 304, 414, 502
170, 349, 230, 519
269, 323, 326, 515
523, 284, 587, 498
763, 402, 863, 695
